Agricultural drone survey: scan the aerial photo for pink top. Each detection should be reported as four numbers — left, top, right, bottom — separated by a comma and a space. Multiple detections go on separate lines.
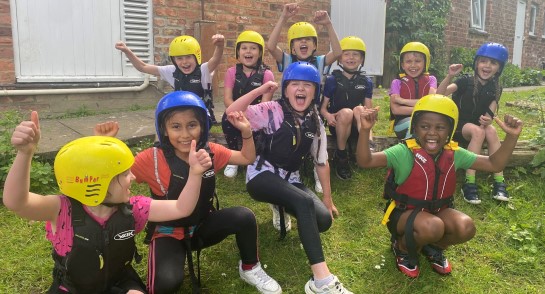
45, 195, 152, 256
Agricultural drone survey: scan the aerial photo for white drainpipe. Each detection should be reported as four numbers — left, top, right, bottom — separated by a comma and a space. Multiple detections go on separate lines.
0, 75, 150, 96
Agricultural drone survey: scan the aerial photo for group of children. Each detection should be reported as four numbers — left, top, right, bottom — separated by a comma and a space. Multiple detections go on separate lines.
3, 2, 524, 294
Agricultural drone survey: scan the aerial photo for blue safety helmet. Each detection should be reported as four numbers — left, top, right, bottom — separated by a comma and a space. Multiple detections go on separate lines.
473, 42, 509, 75
281, 61, 321, 104
155, 91, 211, 149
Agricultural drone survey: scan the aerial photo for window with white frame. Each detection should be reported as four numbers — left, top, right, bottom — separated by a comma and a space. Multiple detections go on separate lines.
529, 4, 537, 35
471, 0, 487, 31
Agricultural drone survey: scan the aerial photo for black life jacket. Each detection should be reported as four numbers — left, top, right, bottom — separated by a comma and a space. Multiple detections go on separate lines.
51, 198, 137, 294
148, 145, 217, 229
452, 74, 498, 126
327, 70, 370, 112
233, 63, 265, 104
173, 66, 205, 98
257, 100, 318, 172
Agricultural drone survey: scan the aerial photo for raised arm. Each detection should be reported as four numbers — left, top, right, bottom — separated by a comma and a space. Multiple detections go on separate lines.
206, 34, 225, 73
314, 11, 342, 66
115, 41, 161, 76
470, 115, 523, 172
267, 3, 299, 63
148, 140, 211, 222
225, 111, 257, 165
3, 111, 60, 221
226, 81, 279, 113
437, 64, 462, 96
355, 106, 387, 168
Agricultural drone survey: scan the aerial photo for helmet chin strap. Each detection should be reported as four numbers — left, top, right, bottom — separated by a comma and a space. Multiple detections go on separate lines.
338, 63, 363, 75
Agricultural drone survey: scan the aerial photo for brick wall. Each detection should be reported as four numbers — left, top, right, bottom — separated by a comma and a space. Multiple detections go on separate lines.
152, 0, 332, 93
0, 0, 14, 84
445, 0, 545, 69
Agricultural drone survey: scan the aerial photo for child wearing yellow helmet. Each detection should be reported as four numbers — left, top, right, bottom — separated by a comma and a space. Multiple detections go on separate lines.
115, 34, 225, 122
266, 3, 341, 75
389, 42, 438, 140
437, 42, 510, 204
354, 94, 523, 278
221, 30, 275, 178
3, 111, 212, 294
320, 36, 375, 180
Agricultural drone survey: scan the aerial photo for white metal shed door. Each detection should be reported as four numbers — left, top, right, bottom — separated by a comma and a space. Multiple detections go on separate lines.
330, 0, 386, 76
11, 0, 152, 82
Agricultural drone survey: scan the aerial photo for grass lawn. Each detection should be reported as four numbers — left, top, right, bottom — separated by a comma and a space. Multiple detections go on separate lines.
1, 87, 544, 293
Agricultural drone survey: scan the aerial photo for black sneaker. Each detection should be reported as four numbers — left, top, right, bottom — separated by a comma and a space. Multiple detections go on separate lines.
392, 242, 419, 278
335, 157, 352, 180
421, 245, 452, 275
492, 182, 509, 201
461, 182, 481, 204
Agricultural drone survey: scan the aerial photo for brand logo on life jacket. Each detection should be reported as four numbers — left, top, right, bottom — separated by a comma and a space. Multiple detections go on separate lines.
114, 230, 135, 241
415, 153, 427, 163
190, 79, 201, 83
401, 77, 410, 82
305, 132, 315, 139
203, 170, 215, 178
355, 85, 366, 90
251, 81, 263, 87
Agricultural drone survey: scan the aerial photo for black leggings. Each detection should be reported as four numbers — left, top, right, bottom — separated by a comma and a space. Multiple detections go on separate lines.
147, 206, 258, 294
246, 171, 332, 265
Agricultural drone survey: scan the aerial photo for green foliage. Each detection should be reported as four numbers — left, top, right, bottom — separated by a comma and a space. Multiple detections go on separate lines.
385, 0, 451, 81
449, 47, 476, 74
501, 64, 543, 88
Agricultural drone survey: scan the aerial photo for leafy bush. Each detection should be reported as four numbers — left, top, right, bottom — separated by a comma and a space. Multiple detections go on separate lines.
449, 47, 476, 74
501, 64, 542, 87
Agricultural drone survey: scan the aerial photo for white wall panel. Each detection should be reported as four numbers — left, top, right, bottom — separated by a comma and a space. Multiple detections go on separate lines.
330, 0, 386, 76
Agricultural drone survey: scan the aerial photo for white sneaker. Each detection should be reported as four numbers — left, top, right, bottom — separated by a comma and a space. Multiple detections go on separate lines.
270, 204, 291, 232
304, 275, 353, 294
224, 164, 238, 178
239, 261, 282, 294
313, 168, 323, 193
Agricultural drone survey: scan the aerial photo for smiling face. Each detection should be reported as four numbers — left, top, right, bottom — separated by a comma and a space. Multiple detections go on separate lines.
412, 112, 452, 156
173, 55, 198, 74
237, 42, 261, 68
475, 56, 500, 82
339, 50, 364, 71
284, 80, 316, 114
163, 109, 202, 159
401, 52, 426, 78
291, 37, 316, 60
105, 169, 135, 204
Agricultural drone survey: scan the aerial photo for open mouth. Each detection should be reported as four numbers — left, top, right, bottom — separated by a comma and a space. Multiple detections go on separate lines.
295, 93, 307, 105
299, 45, 308, 55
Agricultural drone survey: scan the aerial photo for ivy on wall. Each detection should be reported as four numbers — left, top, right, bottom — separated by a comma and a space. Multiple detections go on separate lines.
383, 0, 451, 85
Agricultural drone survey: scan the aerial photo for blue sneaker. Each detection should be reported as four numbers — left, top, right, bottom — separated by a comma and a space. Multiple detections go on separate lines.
462, 182, 481, 204
492, 182, 509, 201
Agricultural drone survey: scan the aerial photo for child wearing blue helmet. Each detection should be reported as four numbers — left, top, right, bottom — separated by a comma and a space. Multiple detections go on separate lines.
437, 42, 510, 204
227, 62, 352, 294
130, 91, 281, 294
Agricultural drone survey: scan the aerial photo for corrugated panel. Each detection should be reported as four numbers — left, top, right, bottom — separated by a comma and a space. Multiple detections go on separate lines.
330, 0, 386, 76
11, 0, 152, 82
122, 0, 152, 70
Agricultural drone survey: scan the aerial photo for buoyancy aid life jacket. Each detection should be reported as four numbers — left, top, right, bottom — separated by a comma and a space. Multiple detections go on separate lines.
233, 63, 266, 104
256, 100, 318, 173
389, 75, 431, 124
51, 198, 138, 294
451, 74, 497, 126
144, 144, 217, 293
382, 139, 459, 264
327, 70, 370, 112
173, 66, 205, 98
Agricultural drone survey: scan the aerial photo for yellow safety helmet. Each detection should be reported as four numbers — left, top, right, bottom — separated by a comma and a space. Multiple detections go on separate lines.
340, 36, 366, 65
54, 136, 135, 206
399, 42, 431, 75
409, 94, 458, 141
287, 22, 318, 53
169, 35, 202, 65
236, 30, 265, 60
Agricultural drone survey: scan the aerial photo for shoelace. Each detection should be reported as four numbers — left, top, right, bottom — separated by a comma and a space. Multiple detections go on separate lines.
251, 267, 272, 283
